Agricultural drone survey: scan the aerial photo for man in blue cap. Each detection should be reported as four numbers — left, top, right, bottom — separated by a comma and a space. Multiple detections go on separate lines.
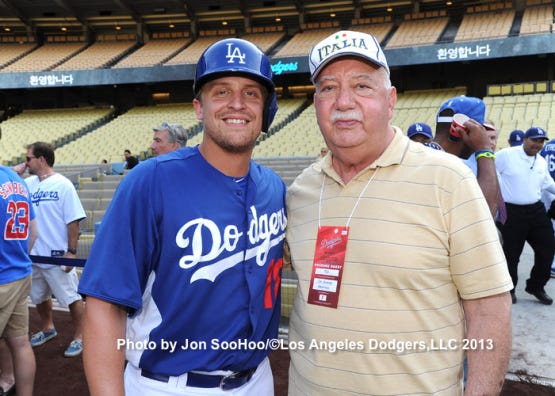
407, 122, 433, 143
434, 95, 501, 218
79, 38, 285, 395
508, 130, 525, 147
497, 126, 555, 304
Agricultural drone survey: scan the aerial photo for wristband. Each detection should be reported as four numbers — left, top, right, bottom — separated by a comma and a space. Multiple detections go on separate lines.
475, 150, 495, 160
67, 248, 77, 255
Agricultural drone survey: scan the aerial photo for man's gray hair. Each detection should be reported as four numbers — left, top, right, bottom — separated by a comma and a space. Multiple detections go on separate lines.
154, 122, 188, 147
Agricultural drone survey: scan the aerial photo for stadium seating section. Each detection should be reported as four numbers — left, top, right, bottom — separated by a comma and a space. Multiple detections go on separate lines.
112, 37, 191, 68
385, 15, 449, 48
0, 2, 551, 69
0, 107, 114, 165
53, 40, 137, 70
164, 31, 236, 65
2, 42, 87, 72
3, 85, 555, 167
520, 4, 554, 35
454, 8, 515, 42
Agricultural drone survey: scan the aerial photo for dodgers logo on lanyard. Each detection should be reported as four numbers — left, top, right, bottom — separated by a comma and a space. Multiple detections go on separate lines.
307, 225, 349, 308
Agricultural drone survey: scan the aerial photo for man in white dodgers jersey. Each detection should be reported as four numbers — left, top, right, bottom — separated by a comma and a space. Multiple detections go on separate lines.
23, 141, 86, 358
79, 38, 286, 396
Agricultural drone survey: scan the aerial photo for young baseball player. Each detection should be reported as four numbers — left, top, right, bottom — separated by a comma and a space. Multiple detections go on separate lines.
79, 38, 286, 396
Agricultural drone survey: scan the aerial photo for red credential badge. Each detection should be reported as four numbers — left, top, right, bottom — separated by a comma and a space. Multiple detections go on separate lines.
307, 225, 349, 308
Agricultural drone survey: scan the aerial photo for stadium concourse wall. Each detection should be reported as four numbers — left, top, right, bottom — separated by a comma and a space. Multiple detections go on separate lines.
0, 34, 552, 90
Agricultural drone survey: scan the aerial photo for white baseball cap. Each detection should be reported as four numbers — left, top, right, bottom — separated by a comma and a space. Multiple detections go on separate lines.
309, 30, 389, 81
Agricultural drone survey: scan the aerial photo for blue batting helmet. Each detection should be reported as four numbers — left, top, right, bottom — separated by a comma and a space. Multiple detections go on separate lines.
194, 38, 278, 132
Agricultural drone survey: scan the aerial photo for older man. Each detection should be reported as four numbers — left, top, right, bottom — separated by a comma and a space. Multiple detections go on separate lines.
285, 30, 512, 395
150, 123, 188, 155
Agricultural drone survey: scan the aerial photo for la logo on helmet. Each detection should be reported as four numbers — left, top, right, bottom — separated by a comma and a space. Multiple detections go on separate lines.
226, 43, 246, 64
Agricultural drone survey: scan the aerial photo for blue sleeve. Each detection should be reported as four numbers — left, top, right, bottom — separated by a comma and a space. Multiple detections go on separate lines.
78, 160, 159, 312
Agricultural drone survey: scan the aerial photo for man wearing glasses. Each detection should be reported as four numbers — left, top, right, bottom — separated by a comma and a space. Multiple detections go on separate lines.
16, 142, 86, 358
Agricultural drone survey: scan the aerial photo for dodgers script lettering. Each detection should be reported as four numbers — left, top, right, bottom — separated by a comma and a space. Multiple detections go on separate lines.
175, 205, 286, 282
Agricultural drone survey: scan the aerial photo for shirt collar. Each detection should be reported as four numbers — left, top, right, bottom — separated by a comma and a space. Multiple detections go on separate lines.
518, 144, 535, 159
318, 126, 409, 182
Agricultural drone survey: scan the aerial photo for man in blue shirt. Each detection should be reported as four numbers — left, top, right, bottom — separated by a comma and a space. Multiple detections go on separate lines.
0, 127, 38, 396
79, 38, 286, 396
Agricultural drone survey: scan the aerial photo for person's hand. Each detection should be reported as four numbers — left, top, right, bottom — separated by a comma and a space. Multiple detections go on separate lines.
62, 250, 77, 272
13, 162, 27, 176
457, 119, 492, 152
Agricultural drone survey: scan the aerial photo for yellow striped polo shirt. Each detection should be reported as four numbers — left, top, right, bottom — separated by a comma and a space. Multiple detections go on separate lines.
285, 127, 512, 395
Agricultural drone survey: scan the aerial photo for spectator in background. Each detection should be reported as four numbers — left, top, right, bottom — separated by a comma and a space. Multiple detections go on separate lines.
484, 119, 499, 151
317, 146, 328, 160
508, 129, 525, 147
150, 123, 188, 156
22, 142, 87, 357
406, 122, 433, 143
0, 127, 38, 396
99, 159, 111, 175
497, 127, 555, 305
434, 96, 501, 218
285, 30, 512, 396
123, 149, 138, 170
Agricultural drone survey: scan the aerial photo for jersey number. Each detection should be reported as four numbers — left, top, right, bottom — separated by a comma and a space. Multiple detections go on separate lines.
264, 258, 282, 309
546, 153, 555, 174
4, 201, 30, 240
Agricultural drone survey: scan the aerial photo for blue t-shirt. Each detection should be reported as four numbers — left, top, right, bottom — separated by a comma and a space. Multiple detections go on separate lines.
0, 166, 35, 284
78, 146, 287, 375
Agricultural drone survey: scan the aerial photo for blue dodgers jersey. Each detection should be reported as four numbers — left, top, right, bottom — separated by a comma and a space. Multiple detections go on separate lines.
79, 146, 287, 375
541, 138, 555, 180
0, 167, 35, 283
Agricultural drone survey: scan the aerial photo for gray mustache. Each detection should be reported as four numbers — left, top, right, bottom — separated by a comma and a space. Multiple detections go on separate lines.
330, 111, 363, 122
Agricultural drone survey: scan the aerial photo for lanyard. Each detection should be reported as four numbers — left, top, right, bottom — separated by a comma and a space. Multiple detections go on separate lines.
318, 167, 380, 228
